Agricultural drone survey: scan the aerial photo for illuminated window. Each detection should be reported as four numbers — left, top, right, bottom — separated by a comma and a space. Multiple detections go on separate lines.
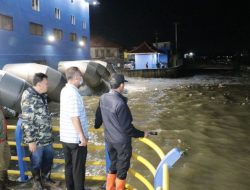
55, 8, 61, 20
32, 0, 40, 11
53, 28, 63, 40
70, 32, 77, 41
71, 16, 76, 25
29, 22, 43, 36
82, 20, 87, 30
81, 36, 87, 44
0, 14, 13, 31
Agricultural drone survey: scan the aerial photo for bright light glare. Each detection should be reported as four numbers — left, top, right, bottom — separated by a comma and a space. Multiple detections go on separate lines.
189, 52, 194, 56
48, 35, 55, 42
93, 1, 97, 5
79, 41, 85, 47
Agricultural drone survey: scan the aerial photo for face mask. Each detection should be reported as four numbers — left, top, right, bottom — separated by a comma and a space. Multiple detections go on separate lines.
80, 77, 84, 86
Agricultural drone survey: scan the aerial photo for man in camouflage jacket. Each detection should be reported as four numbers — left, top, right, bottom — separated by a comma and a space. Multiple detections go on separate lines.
21, 73, 54, 190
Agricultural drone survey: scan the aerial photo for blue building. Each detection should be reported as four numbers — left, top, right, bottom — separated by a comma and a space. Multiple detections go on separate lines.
0, 0, 92, 68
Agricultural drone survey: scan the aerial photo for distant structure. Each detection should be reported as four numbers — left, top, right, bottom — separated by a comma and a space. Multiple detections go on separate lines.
0, 0, 92, 68
90, 36, 122, 59
126, 41, 168, 69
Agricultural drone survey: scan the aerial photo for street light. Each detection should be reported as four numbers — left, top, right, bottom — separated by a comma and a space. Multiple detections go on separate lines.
85, 0, 100, 6
47, 35, 55, 42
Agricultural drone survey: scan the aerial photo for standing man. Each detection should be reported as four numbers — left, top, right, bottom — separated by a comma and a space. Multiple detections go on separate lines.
21, 73, 54, 190
95, 73, 150, 190
60, 67, 89, 190
0, 107, 11, 190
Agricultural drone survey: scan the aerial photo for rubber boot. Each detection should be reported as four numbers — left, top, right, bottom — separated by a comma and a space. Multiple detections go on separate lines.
106, 174, 116, 190
115, 178, 126, 190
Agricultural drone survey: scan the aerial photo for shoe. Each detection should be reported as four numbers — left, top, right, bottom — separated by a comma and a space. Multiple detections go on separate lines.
43, 177, 61, 189
32, 175, 47, 190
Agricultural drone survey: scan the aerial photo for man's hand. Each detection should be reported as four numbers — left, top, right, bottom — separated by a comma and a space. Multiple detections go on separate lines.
144, 131, 150, 137
29, 142, 37, 153
144, 131, 158, 137
79, 135, 88, 147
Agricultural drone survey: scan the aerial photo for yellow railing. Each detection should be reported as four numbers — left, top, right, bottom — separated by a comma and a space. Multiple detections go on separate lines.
7, 124, 170, 190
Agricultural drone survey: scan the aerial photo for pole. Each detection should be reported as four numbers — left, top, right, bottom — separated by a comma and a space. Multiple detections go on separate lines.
174, 22, 178, 53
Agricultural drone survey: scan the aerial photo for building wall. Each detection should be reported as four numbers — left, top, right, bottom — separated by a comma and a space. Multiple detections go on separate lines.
0, 0, 90, 68
135, 54, 157, 69
90, 47, 119, 59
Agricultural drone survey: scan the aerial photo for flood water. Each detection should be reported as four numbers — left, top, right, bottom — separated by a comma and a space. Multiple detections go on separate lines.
11, 72, 250, 190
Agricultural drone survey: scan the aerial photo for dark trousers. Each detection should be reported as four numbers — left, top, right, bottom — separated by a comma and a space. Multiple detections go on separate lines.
30, 144, 54, 177
106, 141, 132, 180
62, 142, 87, 190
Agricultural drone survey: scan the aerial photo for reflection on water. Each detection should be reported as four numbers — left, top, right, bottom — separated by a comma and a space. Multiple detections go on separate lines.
11, 73, 250, 190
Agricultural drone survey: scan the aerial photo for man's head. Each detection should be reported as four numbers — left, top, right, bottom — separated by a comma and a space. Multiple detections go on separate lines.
33, 73, 48, 94
110, 73, 128, 92
65, 66, 83, 88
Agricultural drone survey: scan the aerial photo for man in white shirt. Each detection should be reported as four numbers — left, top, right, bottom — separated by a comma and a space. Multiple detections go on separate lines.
60, 67, 89, 190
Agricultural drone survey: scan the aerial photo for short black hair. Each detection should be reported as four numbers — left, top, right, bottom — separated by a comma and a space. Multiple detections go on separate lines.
33, 73, 48, 86
65, 66, 81, 81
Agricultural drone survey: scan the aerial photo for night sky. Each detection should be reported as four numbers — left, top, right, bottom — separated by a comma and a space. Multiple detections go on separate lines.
90, 0, 250, 55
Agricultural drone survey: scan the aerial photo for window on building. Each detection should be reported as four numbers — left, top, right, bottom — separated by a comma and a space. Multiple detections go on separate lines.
55, 8, 61, 20
71, 16, 76, 25
101, 49, 104, 57
53, 28, 63, 40
82, 36, 87, 43
29, 22, 43, 36
70, 32, 77, 41
95, 49, 99, 58
82, 20, 87, 30
106, 49, 111, 57
32, 0, 40, 11
0, 14, 13, 31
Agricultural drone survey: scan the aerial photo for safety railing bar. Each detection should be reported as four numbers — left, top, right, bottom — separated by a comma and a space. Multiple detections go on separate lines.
138, 138, 165, 159
7, 125, 104, 133
128, 168, 154, 190
125, 183, 137, 190
8, 141, 105, 151
10, 156, 106, 166
132, 153, 156, 176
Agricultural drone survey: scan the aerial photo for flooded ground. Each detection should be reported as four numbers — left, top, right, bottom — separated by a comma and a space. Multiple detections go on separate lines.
9, 72, 250, 190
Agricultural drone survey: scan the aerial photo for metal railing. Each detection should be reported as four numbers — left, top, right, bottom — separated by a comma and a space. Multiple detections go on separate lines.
7, 119, 182, 190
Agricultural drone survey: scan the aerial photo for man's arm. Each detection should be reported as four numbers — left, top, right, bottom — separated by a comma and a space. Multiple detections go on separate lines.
21, 94, 38, 152
118, 104, 145, 138
94, 102, 103, 129
71, 117, 88, 146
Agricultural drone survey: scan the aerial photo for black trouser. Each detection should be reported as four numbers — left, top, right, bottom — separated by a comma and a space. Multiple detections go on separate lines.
106, 141, 132, 180
62, 142, 87, 190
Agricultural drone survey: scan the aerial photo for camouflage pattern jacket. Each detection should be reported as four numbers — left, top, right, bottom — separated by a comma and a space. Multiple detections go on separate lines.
21, 87, 53, 146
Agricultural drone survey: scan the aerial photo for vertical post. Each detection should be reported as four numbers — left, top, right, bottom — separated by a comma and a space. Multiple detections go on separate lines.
15, 118, 28, 182
162, 164, 169, 190
174, 22, 178, 53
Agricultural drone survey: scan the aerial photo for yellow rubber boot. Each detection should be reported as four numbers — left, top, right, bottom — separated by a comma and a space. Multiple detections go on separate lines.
115, 178, 126, 190
106, 174, 116, 190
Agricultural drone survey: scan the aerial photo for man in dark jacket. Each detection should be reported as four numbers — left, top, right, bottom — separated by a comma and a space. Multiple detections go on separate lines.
95, 73, 149, 190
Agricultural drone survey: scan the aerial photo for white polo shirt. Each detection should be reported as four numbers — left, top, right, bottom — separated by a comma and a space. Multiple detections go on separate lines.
60, 83, 89, 143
